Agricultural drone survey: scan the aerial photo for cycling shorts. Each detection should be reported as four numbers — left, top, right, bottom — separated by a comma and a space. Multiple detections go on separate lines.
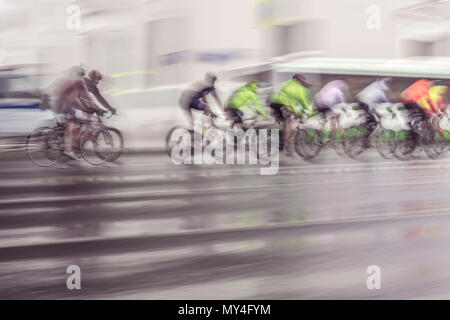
229, 107, 244, 123
189, 98, 208, 111
270, 103, 287, 121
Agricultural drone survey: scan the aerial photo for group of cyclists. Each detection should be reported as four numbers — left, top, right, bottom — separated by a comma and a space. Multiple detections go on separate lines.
181, 72, 449, 157
41, 66, 116, 160
40, 66, 449, 161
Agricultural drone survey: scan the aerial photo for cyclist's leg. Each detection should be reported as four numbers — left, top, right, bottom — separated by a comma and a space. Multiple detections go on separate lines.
224, 107, 236, 124
318, 103, 335, 130
406, 103, 428, 138
359, 102, 377, 129
189, 98, 211, 126
330, 111, 339, 132
270, 103, 294, 142
62, 103, 78, 158
281, 113, 299, 157
229, 107, 244, 125
65, 119, 74, 154
316, 102, 329, 118
71, 110, 87, 148
282, 112, 298, 142
270, 103, 284, 124
181, 102, 194, 126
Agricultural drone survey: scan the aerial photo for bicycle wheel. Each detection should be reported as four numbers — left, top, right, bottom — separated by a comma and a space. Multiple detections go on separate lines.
374, 128, 395, 160
330, 128, 346, 158
166, 126, 197, 164
344, 125, 370, 159
97, 127, 123, 162
393, 130, 416, 161
166, 126, 191, 157
422, 130, 446, 160
26, 126, 63, 167
80, 128, 113, 165
253, 127, 279, 160
294, 129, 322, 160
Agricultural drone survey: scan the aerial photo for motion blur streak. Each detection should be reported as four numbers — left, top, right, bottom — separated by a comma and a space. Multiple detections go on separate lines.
2, 151, 450, 299
1, 0, 450, 300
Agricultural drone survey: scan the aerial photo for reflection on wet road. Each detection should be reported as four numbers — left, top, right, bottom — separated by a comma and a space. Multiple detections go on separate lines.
1, 150, 450, 299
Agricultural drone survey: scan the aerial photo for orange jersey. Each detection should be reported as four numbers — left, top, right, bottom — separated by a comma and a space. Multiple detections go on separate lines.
400, 79, 439, 115
400, 80, 433, 104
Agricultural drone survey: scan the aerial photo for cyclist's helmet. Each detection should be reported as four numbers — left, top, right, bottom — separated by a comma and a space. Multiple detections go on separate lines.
88, 70, 103, 83
69, 65, 85, 77
293, 74, 311, 87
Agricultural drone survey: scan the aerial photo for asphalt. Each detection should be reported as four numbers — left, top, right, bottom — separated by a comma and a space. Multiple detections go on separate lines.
1, 149, 450, 299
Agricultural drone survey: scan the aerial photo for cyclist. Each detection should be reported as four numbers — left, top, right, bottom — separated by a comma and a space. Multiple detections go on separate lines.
356, 77, 392, 126
227, 80, 268, 127
43, 65, 97, 159
270, 74, 316, 154
357, 78, 391, 106
82, 69, 117, 115
399, 79, 438, 138
314, 79, 351, 131
179, 73, 223, 127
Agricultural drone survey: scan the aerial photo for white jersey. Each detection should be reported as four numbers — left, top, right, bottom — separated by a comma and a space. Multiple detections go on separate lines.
357, 80, 389, 106
314, 80, 349, 109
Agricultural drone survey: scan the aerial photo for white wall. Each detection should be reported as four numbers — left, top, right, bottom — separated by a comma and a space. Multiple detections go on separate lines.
432, 37, 450, 57
0, 0, 445, 88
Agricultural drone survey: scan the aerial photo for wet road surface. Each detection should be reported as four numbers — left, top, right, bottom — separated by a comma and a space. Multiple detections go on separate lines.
1, 149, 450, 299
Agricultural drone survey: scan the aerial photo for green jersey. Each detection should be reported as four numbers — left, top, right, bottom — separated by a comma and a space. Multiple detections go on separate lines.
229, 85, 267, 117
272, 79, 315, 116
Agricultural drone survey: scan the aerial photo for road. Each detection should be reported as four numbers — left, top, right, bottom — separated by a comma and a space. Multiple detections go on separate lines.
1, 148, 450, 299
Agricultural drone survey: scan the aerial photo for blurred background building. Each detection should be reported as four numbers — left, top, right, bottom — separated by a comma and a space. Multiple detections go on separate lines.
1, 0, 449, 89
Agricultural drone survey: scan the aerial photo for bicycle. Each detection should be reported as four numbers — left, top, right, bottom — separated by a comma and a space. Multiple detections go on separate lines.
413, 113, 447, 160
166, 113, 229, 163
79, 111, 123, 165
368, 105, 446, 161
25, 119, 65, 167
365, 103, 398, 160
342, 103, 414, 161
388, 104, 416, 161
338, 103, 374, 160
26, 111, 122, 167
232, 115, 279, 161
293, 105, 349, 160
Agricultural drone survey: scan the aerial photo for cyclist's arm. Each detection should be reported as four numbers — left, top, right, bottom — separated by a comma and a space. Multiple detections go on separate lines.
287, 104, 303, 118
90, 85, 115, 113
299, 93, 315, 117
415, 95, 433, 116
304, 104, 316, 117
292, 85, 314, 117
427, 94, 441, 114
430, 99, 442, 113
250, 94, 267, 117
440, 99, 448, 115
379, 90, 389, 104
211, 88, 223, 110
335, 90, 347, 104
72, 97, 90, 114
78, 96, 107, 115
281, 88, 302, 117
77, 80, 99, 113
